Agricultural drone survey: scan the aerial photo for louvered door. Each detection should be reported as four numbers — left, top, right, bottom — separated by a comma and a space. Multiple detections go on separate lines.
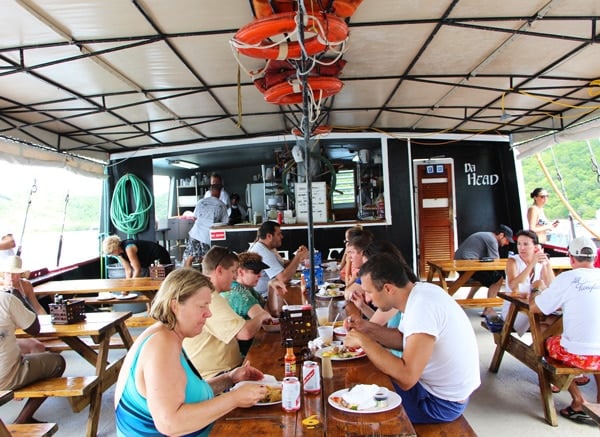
416, 161, 455, 277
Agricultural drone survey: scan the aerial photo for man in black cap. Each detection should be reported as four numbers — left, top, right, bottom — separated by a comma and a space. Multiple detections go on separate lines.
220, 251, 279, 355
454, 225, 514, 316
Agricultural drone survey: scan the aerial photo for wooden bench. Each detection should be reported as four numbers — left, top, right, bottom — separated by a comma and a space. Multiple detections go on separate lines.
582, 402, 600, 426
456, 297, 503, 308
40, 336, 130, 352
540, 357, 600, 392
1, 390, 59, 437
5, 422, 59, 437
412, 415, 476, 436
12, 376, 99, 411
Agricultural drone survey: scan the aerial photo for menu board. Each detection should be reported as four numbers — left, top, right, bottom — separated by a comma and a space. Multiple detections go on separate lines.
295, 182, 328, 223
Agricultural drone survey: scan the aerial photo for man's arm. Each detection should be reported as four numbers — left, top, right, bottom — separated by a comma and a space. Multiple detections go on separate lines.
23, 316, 41, 336
345, 317, 403, 350
274, 246, 308, 283
0, 234, 15, 251
124, 244, 143, 277
236, 311, 271, 340
344, 329, 434, 389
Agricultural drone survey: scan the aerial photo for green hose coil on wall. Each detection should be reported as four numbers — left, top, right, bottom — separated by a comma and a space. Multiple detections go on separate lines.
110, 173, 154, 238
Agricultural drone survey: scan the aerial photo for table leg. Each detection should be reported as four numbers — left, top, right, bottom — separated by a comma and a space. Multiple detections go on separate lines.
86, 332, 111, 437
489, 302, 518, 373
426, 266, 449, 293
447, 272, 475, 295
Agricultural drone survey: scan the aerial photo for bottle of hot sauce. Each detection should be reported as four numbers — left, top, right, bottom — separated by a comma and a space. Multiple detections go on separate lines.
284, 338, 297, 378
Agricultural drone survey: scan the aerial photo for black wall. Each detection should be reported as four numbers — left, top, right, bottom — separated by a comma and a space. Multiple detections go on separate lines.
106, 137, 522, 268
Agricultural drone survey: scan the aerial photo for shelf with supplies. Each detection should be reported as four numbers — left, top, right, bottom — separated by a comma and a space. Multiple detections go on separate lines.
176, 183, 209, 215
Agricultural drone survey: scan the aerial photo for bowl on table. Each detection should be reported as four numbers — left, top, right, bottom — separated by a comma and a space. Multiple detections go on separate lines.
333, 326, 347, 342
262, 318, 281, 332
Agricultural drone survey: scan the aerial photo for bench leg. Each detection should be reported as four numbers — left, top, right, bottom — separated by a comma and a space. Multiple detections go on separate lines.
538, 366, 559, 426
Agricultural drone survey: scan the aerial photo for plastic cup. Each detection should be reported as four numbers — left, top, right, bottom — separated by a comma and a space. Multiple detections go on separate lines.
318, 326, 334, 345
315, 307, 329, 325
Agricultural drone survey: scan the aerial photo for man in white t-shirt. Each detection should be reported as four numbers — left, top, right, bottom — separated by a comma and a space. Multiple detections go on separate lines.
248, 221, 308, 297
530, 236, 600, 423
183, 176, 229, 267
0, 257, 65, 423
0, 222, 16, 260
344, 253, 480, 424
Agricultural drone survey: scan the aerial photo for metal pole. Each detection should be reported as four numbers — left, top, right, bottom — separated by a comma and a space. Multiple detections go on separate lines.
16, 179, 37, 257
298, 5, 316, 307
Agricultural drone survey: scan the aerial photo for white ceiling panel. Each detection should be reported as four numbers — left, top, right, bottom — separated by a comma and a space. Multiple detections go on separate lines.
0, 0, 597, 160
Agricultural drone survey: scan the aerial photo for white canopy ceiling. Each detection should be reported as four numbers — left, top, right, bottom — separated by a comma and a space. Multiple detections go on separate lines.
0, 0, 599, 166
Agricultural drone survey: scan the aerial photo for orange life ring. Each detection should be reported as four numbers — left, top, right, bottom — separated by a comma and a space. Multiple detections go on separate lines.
291, 125, 332, 136
264, 76, 343, 104
332, 0, 364, 17
232, 12, 348, 60
253, 58, 346, 95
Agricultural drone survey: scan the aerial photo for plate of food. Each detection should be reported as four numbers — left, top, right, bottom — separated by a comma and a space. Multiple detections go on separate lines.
232, 378, 283, 406
316, 283, 345, 298
328, 385, 401, 413
314, 345, 366, 361
262, 318, 280, 333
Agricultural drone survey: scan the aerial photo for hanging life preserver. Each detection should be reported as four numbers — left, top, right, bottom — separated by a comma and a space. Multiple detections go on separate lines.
231, 12, 348, 60
251, 0, 333, 19
291, 125, 332, 136
332, 0, 364, 17
253, 58, 346, 95
264, 76, 343, 104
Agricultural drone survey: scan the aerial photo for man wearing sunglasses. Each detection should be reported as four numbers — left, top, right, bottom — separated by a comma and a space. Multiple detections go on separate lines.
202, 173, 231, 208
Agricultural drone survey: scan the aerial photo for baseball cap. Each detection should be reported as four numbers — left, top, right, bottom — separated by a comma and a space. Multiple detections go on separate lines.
498, 224, 513, 241
568, 236, 596, 258
241, 260, 269, 273
0, 255, 27, 274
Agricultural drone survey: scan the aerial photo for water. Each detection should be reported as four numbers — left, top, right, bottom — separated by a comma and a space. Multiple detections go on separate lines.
17, 229, 101, 271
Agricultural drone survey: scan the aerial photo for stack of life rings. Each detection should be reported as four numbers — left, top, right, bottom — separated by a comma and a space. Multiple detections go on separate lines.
231, 1, 363, 105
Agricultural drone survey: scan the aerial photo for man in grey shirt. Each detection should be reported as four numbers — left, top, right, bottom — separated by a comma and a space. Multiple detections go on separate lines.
454, 224, 513, 316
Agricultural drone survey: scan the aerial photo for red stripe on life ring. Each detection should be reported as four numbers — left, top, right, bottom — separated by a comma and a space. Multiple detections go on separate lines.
232, 12, 348, 60
264, 76, 343, 105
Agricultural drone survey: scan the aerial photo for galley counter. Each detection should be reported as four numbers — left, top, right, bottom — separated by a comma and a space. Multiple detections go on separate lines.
208, 220, 388, 258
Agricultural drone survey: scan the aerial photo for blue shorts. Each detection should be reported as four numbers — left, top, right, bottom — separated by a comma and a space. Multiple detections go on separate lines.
392, 380, 467, 424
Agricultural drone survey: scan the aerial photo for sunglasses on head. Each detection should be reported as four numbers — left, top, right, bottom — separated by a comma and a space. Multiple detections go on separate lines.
214, 247, 232, 267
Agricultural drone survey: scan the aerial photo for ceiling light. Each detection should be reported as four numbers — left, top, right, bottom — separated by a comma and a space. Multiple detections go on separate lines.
168, 159, 199, 170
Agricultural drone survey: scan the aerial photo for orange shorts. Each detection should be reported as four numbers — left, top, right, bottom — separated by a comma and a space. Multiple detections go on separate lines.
546, 335, 600, 371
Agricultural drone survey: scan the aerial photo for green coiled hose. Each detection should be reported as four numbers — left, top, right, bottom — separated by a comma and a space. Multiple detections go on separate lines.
110, 173, 154, 238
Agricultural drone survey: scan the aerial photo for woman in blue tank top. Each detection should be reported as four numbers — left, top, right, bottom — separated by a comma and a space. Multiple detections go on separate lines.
114, 268, 268, 436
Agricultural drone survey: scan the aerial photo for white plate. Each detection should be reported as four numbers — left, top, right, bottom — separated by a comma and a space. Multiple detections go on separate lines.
328, 388, 401, 414
232, 379, 282, 406
211, 222, 228, 227
314, 346, 366, 361
96, 294, 115, 301
116, 293, 138, 300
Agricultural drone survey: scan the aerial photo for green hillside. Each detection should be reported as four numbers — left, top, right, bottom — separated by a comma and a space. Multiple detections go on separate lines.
521, 138, 600, 220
